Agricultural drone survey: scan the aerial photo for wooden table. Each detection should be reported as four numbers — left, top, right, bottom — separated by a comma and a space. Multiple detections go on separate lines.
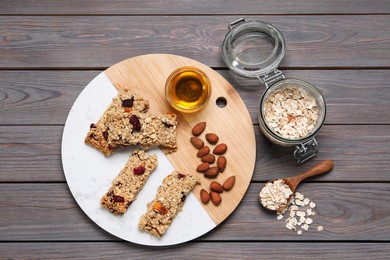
1, 1, 390, 259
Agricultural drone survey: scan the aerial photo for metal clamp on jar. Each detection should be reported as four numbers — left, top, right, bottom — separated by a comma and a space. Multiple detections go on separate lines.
222, 18, 326, 163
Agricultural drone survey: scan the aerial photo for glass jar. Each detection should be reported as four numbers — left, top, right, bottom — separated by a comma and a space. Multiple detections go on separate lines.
222, 18, 326, 163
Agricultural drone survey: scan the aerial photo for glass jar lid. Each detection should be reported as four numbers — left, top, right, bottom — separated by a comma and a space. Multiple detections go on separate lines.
222, 18, 286, 78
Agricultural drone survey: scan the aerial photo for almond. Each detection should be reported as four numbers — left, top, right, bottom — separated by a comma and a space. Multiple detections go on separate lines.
197, 146, 210, 157
217, 156, 227, 173
201, 154, 215, 163
210, 191, 222, 206
190, 137, 204, 149
223, 176, 236, 191
196, 162, 210, 172
205, 133, 219, 144
200, 189, 210, 204
192, 122, 206, 136
204, 166, 219, 178
210, 181, 223, 193
213, 143, 228, 155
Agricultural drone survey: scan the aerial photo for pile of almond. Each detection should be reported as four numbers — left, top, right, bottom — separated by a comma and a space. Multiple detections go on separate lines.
200, 176, 235, 206
190, 122, 236, 206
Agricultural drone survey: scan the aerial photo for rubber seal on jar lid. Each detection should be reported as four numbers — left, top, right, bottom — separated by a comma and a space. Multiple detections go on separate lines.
222, 18, 286, 78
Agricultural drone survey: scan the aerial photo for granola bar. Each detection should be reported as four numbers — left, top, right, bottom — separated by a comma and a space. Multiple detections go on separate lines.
108, 113, 178, 151
138, 171, 199, 237
100, 150, 158, 215
85, 89, 178, 156
85, 89, 150, 155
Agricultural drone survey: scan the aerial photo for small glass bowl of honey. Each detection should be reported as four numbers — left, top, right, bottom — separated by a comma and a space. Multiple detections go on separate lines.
165, 66, 212, 113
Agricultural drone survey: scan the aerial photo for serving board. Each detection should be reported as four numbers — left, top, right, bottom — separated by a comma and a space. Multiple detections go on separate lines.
62, 54, 256, 246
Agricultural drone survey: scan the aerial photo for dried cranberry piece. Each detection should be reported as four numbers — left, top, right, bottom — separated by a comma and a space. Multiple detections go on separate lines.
178, 173, 186, 179
102, 131, 109, 141
113, 195, 125, 203
163, 121, 173, 128
122, 97, 134, 108
129, 115, 141, 132
133, 165, 146, 176
108, 144, 117, 150
90, 123, 96, 129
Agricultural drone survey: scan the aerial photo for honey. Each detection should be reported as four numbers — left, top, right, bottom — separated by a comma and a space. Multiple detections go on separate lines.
165, 66, 211, 113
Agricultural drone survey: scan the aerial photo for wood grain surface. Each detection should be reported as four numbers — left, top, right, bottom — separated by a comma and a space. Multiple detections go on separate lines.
1, 183, 389, 241
1, 16, 390, 68
1, 70, 390, 125
1, 125, 390, 182
1, 0, 389, 258
2, 0, 390, 14
0, 243, 388, 260
104, 54, 255, 225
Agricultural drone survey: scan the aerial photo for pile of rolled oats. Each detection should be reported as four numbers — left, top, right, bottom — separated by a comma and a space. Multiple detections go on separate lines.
263, 86, 319, 139
259, 179, 293, 212
277, 192, 324, 235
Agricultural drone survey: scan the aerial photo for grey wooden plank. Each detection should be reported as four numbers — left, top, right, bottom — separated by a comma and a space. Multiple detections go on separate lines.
1, 70, 390, 125
0, 16, 390, 68
0, 70, 99, 125
1, 125, 389, 182
0, 242, 388, 259
0, 125, 64, 182
254, 124, 390, 182
1, 0, 389, 15
0, 183, 389, 241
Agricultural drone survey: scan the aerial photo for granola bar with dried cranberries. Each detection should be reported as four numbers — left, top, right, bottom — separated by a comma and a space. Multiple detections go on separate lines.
138, 171, 199, 237
100, 150, 158, 215
85, 89, 178, 156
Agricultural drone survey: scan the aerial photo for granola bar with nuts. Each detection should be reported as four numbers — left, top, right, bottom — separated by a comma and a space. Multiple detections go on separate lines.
85, 89, 150, 155
100, 150, 158, 215
85, 89, 178, 156
108, 112, 178, 152
138, 171, 199, 237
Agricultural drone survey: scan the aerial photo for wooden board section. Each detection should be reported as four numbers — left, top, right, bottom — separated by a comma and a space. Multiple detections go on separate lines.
105, 54, 255, 225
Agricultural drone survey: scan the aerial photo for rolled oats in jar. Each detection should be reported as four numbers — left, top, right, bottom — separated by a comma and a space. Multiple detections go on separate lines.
222, 18, 326, 163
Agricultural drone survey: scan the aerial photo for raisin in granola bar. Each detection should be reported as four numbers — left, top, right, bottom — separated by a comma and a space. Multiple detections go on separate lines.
101, 150, 158, 215
138, 171, 199, 237
85, 89, 150, 156
85, 89, 178, 156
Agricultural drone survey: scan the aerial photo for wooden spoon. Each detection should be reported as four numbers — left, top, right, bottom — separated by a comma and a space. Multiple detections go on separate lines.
260, 160, 334, 211
284, 160, 334, 193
